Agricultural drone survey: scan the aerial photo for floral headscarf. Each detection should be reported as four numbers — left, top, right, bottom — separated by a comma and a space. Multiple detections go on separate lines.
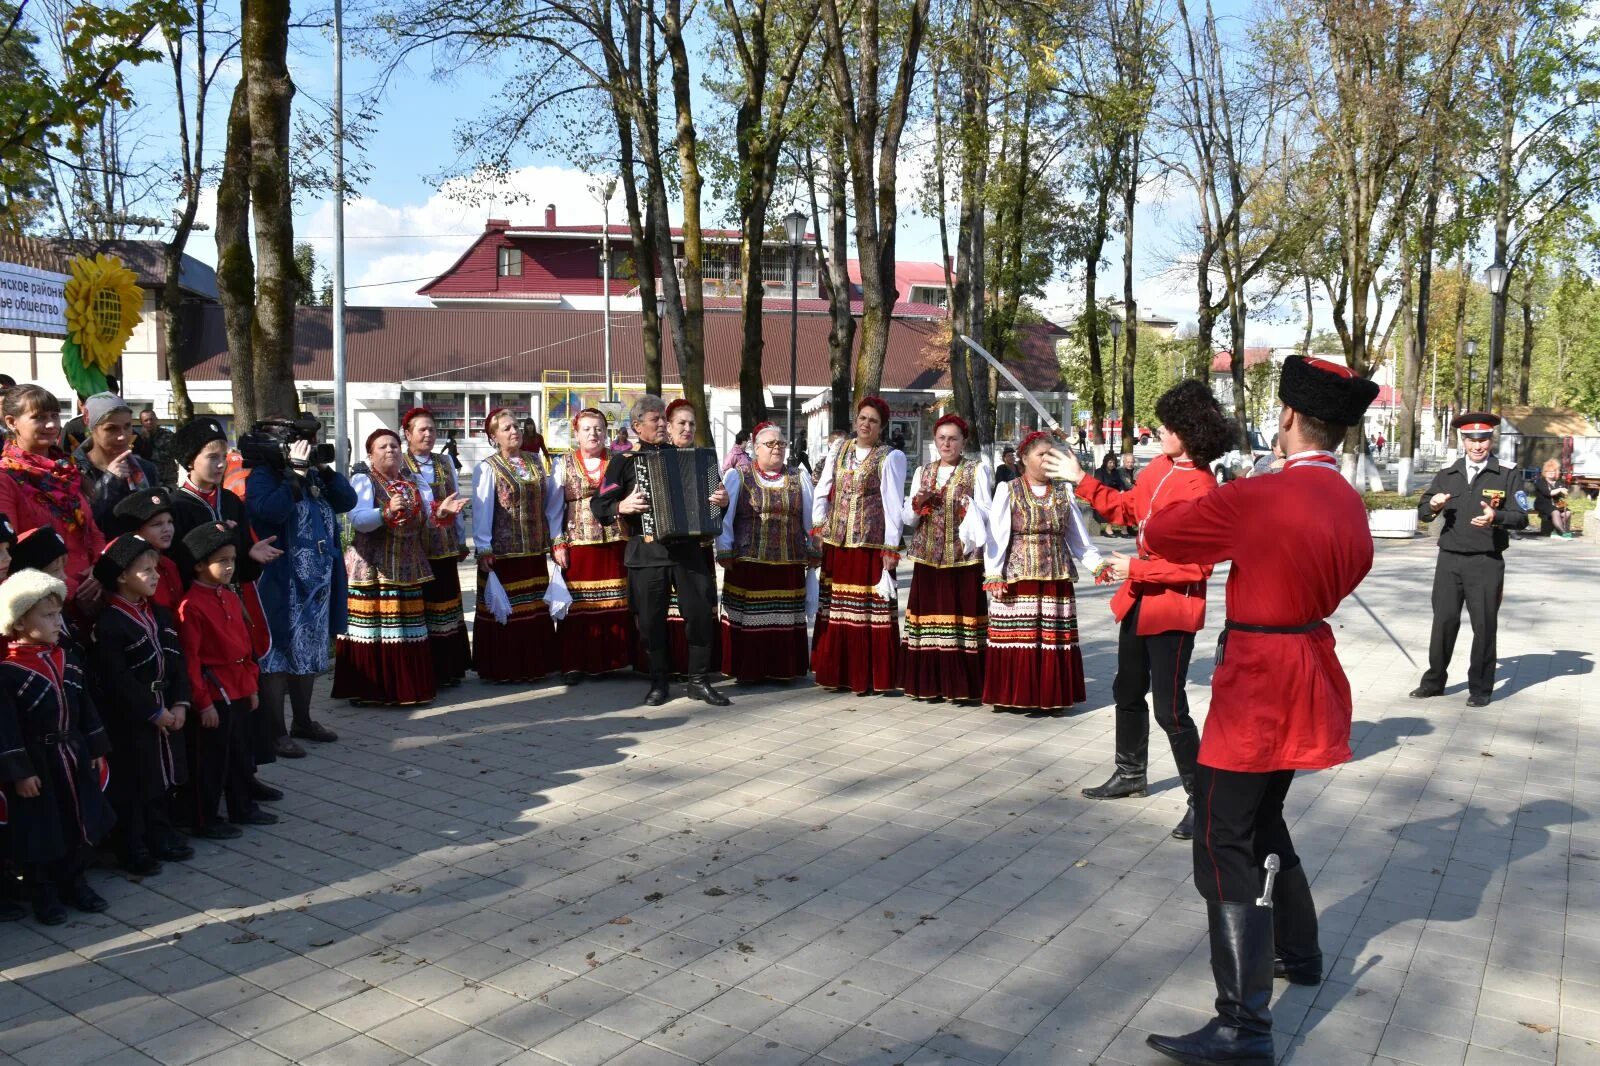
0, 441, 90, 532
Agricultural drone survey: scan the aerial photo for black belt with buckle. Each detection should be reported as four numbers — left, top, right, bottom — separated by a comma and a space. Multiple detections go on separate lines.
1217, 618, 1326, 666
39, 731, 69, 746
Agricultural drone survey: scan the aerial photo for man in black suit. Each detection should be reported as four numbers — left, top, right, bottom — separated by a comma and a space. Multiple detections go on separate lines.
1411, 412, 1528, 707
591, 395, 730, 708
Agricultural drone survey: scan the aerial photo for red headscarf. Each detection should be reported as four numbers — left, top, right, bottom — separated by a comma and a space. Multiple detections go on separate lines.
933, 413, 969, 438
1018, 429, 1054, 456
749, 420, 779, 440
400, 407, 433, 431
365, 428, 400, 453
856, 395, 890, 425
664, 398, 694, 421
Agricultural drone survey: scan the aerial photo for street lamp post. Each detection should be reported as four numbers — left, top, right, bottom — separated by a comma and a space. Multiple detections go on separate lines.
1466, 338, 1478, 409
784, 209, 807, 443
1484, 261, 1509, 412
1108, 315, 1122, 449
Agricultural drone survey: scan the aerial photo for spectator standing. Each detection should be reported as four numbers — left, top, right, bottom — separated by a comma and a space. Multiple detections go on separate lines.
0, 385, 106, 600
722, 428, 752, 474
71, 393, 161, 533
137, 410, 179, 487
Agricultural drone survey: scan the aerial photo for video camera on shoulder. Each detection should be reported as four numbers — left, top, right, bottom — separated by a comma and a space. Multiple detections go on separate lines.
239, 415, 336, 470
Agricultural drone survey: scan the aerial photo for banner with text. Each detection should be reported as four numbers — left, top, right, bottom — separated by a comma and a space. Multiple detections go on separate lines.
0, 261, 69, 335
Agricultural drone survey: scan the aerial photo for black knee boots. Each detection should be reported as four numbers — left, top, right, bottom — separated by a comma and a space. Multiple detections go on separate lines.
1147, 901, 1276, 1065
1270, 862, 1323, 985
1170, 728, 1200, 840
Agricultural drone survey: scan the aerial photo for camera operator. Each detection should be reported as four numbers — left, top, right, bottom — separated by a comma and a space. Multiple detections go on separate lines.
243, 417, 356, 755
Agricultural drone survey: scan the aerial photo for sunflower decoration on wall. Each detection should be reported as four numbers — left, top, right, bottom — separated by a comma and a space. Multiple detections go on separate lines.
61, 253, 144, 397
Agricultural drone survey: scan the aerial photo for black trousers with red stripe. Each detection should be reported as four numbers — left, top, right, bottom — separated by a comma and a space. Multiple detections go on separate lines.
1193, 764, 1300, 902
185, 698, 254, 827
1109, 602, 1198, 775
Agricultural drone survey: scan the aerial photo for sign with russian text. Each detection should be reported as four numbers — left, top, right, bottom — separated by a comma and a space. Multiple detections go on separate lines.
0, 261, 69, 335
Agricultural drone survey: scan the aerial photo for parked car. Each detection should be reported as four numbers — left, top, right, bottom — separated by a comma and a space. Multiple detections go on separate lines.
1211, 427, 1274, 483
1085, 419, 1155, 445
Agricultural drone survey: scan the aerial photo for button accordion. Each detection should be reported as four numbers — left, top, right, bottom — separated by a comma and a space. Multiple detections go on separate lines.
635, 446, 724, 542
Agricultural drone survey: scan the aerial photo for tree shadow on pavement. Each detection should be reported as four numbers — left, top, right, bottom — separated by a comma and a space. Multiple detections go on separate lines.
1491, 649, 1592, 702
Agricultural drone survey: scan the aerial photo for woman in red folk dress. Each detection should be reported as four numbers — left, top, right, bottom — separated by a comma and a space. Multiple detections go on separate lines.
472, 408, 560, 682
899, 414, 992, 702
548, 408, 636, 685
717, 422, 817, 683
982, 431, 1106, 714
402, 407, 473, 685
1062, 380, 1235, 840
811, 395, 906, 694
333, 429, 467, 705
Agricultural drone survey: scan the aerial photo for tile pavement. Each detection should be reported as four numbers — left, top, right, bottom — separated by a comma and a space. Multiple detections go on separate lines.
1, 532, 1596, 1065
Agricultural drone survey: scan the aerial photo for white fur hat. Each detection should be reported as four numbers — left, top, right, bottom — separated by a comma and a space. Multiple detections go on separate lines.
0, 570, 68, 635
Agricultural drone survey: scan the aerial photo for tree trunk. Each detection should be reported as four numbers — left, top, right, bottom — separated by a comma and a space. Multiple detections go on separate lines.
1518, 272, 1533, 405
659, 0, 709, 443
736, 217, 772, 430
814, 130, 854, 434
1121, 136, 1139, 457
948, 0, 990, 446
215, 72, 256, 431
1403, 182, 1438, 482
244, 0, 297, 420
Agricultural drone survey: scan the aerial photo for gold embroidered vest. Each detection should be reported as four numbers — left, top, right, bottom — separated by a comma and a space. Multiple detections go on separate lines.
733, 468, 808, 564
485, 453, 550, 557
346, 474, 431, 586
558, 451, 625, 547
822, 443, 891, 549
907, 459, 980, 568
1004, 482, 1079, 582
404, 451, 463, 559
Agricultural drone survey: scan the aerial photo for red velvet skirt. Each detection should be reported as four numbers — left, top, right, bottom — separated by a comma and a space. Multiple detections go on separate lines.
332, 579, 436, 704
423, 554, 472, 685
812, 544, 899, 694
559, 542, 636, 675
982, 579, 1086, 710
721, 560, 809, 682
900, 563, 986, 701
473, 554, 557, 682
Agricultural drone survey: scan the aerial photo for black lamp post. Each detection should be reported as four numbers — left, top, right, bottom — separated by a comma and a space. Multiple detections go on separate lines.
1484, 261, 1509, 412
1108, 314, 1122, 438
784, 208, 807, 443
1465, 338, 1478, 410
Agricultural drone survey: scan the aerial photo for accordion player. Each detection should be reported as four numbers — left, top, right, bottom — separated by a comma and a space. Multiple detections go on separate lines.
634, 446, 725, 542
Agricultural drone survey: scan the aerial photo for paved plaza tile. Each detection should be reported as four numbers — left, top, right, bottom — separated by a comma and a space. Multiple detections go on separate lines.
2, 533, 1596, 1065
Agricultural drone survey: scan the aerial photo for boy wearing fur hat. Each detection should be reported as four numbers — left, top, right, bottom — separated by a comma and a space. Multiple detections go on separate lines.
177, 523, 273, 838
0, 570, 115, 924
91, 534, 194, 874
112, 488, 186, 612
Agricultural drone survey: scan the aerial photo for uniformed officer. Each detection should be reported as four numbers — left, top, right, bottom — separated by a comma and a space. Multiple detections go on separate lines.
1410, 412, 1527, 708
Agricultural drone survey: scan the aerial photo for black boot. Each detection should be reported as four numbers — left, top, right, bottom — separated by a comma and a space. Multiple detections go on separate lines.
31, 881, 67, 926
1147, 901, 1275, 1065
1170, 728, 1200, 841
643, 677, 670, 706
1271, 863, 1323, 985
1083, 703, 1149, 799
686, 675, 731, 706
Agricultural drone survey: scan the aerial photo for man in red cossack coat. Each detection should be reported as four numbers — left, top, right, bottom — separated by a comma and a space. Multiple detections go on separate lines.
1131, 357, 1379, 1065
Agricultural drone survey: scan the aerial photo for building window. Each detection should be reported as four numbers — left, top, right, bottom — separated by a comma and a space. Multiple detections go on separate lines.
415, 392, 468, 439
497, 246, 522, 277
908, 285, 948, 307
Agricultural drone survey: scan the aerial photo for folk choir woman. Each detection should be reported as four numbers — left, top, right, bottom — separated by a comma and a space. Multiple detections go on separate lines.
899, 414, 991, 701
547, 408, 637, 684
402, 408, 473, 685
982, 431, 1104, 713
473, 407, 559, 682
716, 422, 816, 683
811, 395, 906, 694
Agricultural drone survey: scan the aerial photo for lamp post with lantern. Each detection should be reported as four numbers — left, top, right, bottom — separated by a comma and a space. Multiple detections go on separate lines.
784, 208, 807, 442
1484, 261, 1509, 412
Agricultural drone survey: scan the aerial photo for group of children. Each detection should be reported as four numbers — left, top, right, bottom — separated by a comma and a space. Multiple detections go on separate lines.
0, 484, 273, 926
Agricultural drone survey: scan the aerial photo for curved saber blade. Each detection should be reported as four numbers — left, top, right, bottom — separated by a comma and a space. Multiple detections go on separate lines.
959, 334, 1065, 436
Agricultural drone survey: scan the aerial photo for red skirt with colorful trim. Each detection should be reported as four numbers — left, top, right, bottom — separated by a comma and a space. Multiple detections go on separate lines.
423, 554, 472, 684
812, 544, 899, 694
474, 553, 557, 682
721, 560, 809, 682
982, 578, 1086, 710
332, 579, 436, 704
900, 563, 986, 701
559, 542, 636, 675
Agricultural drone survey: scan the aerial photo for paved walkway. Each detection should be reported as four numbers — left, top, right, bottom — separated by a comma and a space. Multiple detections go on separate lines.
2, 533, 1596, 1066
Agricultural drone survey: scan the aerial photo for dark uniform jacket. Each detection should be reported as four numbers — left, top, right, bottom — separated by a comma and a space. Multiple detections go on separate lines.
170, 484, 264, 589
591, 441, 713, 570
91, 598, 191, 804
0, 643, 115, 863
1417, 456, 1528, 553
71, 443, 164, 537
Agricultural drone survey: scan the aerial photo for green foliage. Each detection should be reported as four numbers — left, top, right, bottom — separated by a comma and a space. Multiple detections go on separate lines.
1361, 490, 1422, 512
0, 2, 49, 229
0, 0, 189, 227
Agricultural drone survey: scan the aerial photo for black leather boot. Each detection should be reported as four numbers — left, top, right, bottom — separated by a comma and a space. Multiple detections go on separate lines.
1169, 728, 1200, 840
1270, 863, 1323, 985
686, 675, 731, 706
644, 677, 671, 706
1147, 901, 1275, 1065
1083, 704, 1149, 799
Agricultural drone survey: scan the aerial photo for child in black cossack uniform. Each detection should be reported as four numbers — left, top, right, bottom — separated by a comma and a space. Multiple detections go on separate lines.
0, 512, 22, 923
0, 569, 115, 925
91, 534, 195, 875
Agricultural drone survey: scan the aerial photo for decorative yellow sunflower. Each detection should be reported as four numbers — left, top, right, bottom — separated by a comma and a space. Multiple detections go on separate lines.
65, 253, 143, 373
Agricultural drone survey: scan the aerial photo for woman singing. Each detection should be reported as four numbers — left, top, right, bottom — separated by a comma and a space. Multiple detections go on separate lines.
717, 422, 816, 682
811, 395, 906, 694
547, 408, 636, 684
900, 414, 991, 701
472, 408, 558, 682
1060, 380, 1233, 840
333, 429, 466, 705
982, 431, 1105, 714
402, 408, 472, 684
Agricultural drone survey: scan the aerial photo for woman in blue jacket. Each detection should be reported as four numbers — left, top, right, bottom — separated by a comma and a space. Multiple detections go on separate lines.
245, 418, 356, 758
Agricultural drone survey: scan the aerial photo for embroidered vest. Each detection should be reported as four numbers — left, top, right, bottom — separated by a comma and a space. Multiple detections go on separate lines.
405, 451, 464, 558
907, 459, 980, 568
733, 468, 808, 563
486, 453, 550, 557
1004, 482, 1080, 582
347, 474, 432, 586
823, 443, 891, 549
558, 451, 625, 546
